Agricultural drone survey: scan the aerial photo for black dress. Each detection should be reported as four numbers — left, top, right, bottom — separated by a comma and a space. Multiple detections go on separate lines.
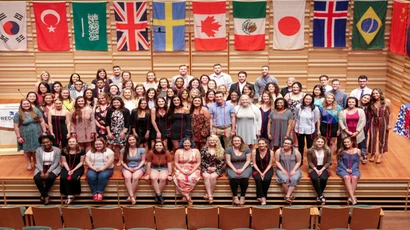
151, 113, 168, 140
51, 115, 68, 148
60, 149, 85, 196
131, 110, 152, 144
252, 149, 274, 199
170, 113, 191, 141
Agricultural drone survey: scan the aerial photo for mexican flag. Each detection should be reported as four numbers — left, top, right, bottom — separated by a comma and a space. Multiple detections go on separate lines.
233, 0, 266, 50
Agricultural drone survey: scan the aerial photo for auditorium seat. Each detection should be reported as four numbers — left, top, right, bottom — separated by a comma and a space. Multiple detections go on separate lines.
0, 206, 26, 229
187, 206, 218, 230
281, 206, 311, 230
32, 206, 62, 229
319, 206, 350, 230
57, 228, 83, 230
61, 206, 92, 229
219, 206, 251, 230
154, 206, 187, 230
350, 206, 382, 230
22, 227, 52, 230
123, 206, 156, 229
91, 206, 123, 230
250, 205, 280, 230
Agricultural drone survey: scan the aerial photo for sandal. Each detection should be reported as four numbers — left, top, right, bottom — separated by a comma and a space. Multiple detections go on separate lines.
285, 196, 293, 205
376, 155, 382, 164
347, 198, 352, 205
26, 165, 33, 171
131, 197, 136, 205
44, 196, 49, 205
239, 196, 245, 206
203, 194, 209, 200
208, 195, 214, 204
233, 196, 240, 206
316, 197, 321, 203
369, 154, 375, 162
65, 196, 74, 205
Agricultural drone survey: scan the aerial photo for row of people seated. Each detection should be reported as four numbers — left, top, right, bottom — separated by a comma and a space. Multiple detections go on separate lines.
34, 133, 361, 206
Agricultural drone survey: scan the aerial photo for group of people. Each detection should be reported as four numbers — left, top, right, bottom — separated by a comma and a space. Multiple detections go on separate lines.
13, 64, 392, 206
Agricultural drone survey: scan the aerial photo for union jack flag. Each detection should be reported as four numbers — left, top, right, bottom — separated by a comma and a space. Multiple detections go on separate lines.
113, 2, 149, 51
313, 0, 349, 48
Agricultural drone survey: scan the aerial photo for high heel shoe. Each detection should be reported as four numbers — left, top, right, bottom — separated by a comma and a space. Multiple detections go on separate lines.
233, 196, 240, 206
239, 196, 245, 206
376, 154, 382, 164
285, 196, 293, 205
208, 195, 214, 204
44, 196, 49, 205
131, 197, 136, 205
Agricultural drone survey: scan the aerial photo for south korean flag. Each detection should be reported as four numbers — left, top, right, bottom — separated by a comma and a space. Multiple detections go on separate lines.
0, 1, 26, 51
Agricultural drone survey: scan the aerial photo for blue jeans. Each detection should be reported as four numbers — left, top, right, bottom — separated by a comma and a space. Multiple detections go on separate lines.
358, 126, 369, 158
86, 169, 113, 194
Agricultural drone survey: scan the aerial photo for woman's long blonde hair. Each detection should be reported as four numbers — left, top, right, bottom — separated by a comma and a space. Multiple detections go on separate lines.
204, 135, 225, 160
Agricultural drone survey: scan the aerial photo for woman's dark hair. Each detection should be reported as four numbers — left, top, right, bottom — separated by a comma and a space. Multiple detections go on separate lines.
179, 137, 195, 149
63, 137, 82, 155
312, 84, 325, 98
51, 81, 63, 94
282, 136, 294, 146
37, 82, 51, 94
153, 141, 166, 154
344, 96, 359, 109
189, 96, 204, 114
26, 91, 40, 108
205, 89, 216, 104
168, 95, 183, 120
69, 73, 81, 85
83, 88, 95, 107
123, 135, 141, 164
337, 136, 356, 160
90, 138, 107, 153
263, 82, 280, 97
38, 134, 54, 144
146, 88, 157, 101
96, 68, 107, 80
301, 94, 315, 110
174, 77, 185, 88
188, 78, 205, 95
274, 97, 289, 110
155, 97, 168, 112
110, 96, 125, 111
292, 82, 303, 91
109, 85, 120, 97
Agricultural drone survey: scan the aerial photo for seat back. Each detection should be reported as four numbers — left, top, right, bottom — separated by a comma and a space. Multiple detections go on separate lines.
154, 206, 186, 230
350, 206, 381, 230
123, 206, 156, 229
187, 206, 218, 229
22, 227, 52, 230
281, 206, 310, 230
218, 206, 250, 230
61, 206, 92, 229
91, 207, 123, 230
0, 206, 25, 229
32, 206, 62, 229
319, 206, 350, 230
251, 206, 280, 230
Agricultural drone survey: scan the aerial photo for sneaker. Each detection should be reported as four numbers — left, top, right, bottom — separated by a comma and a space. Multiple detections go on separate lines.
97, 193, 103, 201
362, 157, 367, 164
93, 194, 98, 201
156, 194, 165, 205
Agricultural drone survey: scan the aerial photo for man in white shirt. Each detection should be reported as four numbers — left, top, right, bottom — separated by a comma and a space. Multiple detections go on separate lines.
209, 63, 232, 89
254, 65, 279, 99
350, 75, 373, 100
319, 75, 333, 93
171, 65, 193, 88
110, 65, 122, 86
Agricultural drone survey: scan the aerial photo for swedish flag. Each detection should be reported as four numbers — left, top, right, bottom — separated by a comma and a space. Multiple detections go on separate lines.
352, 0, 387, 50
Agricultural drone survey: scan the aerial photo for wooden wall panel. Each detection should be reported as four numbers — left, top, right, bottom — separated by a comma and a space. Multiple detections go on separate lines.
0, 0, 397, 99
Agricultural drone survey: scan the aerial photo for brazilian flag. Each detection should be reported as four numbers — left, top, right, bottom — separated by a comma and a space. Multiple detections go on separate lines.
352, 0, 387, 50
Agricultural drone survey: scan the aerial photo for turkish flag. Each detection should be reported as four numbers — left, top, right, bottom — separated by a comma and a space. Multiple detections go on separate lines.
390, 0, 408, 55
33, 2, 69, 51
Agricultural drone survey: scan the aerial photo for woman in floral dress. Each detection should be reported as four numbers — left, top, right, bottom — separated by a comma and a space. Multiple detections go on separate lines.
173, 137, 201, 205
106, 97, 130, 166
190, 96, 210, 149
94, 93, 110, 140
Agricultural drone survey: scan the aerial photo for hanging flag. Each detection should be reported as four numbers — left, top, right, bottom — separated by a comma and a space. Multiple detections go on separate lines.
33, 2, 70, 51
0, 1, 26, 51
153, 1, 186, 51
352, 0, 387, 50
113, 1, 149, 51
193, 1, 226, 51
313, 0, 349, 48
390, 0, 408, 55
272, 0, 305, 50
233, 1, 266, 51
73, 2, 107, 51
407, 10, 410, 56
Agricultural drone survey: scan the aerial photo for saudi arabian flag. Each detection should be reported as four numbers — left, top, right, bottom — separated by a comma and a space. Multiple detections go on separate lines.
73, 2, 107, 51
352, 0, 387, 50
233, 0, 266, 51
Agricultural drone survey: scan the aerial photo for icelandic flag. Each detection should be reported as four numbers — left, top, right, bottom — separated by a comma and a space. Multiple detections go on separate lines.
313, 0, 349, 48
153, 1, 186, 51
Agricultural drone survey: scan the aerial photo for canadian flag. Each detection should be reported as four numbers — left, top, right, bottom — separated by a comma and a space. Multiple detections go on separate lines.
33, 2, 69, 51
193, 1, 227, 51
